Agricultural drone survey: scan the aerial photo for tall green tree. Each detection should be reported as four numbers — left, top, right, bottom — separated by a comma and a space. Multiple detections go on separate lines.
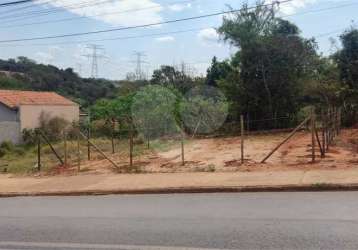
151, 65, 199, 93
217, 2, 317, 124
205, 57, 231, 87
335, 28, 358, 125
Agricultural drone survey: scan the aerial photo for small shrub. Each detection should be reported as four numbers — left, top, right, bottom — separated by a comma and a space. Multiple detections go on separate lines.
38, 112, 72, 141
0, 148, 6, 158
0, 141, 16, 158
13, 147, 25, 156
22, 129, 37, 145
0, 141, 14, 151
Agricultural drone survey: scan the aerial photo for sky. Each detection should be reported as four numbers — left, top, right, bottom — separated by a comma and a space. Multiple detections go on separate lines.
0, 0, 356, 80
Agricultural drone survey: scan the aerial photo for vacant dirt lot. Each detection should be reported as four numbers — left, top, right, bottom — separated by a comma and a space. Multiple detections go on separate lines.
79, 128, 358, 174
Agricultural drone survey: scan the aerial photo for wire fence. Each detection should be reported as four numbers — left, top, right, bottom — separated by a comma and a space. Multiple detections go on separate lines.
1, 106, 344, 174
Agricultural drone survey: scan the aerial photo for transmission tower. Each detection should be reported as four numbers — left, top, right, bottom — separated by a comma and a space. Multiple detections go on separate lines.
82, 44, 106, 78
132, 51, 148, 80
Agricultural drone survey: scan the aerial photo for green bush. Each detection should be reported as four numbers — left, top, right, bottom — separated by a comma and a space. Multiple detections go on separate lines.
0, 141, 14, 151
0, 148, 6, 158
22, 129, 37, 145
0, 141, 22, 158
38, 112, 71, 141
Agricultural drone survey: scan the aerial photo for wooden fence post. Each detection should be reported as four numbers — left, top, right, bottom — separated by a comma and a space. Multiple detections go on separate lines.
333, 107, 337, 138
87, 127, 91, 161
246, 113, 250, 132
181, 131, 185, 166
111, 119, 115, 154
315, 129, 324, 158
322, 111, 326, 157
330, 107, 334, 143
147, 128, 150, 149
240, 115, 245, 164
64, 131, 68, 166
37, 134, 41, 171
327, 108, 331, 150
77, 134, 81, 172
129, 125, 133, 167
338, 107, 342, 134
311, 108, 316, 163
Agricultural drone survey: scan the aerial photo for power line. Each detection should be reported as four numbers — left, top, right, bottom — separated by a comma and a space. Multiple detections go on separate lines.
0, 27, 207, 47
0, 0, 114, 22
0, 0, 294, 43
2, 0, 353, 29
0, 0, 33, 7
0, 0, 54, 15
0, 23, 348, 49
0, 0, 196, 29
0, 0, 348, 48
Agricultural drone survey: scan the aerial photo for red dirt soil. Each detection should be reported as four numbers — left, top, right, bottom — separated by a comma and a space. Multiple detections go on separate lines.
78, 129, 358, 174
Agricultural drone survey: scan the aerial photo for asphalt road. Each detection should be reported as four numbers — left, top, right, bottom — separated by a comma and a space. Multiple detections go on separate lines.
0, 192, 358, 249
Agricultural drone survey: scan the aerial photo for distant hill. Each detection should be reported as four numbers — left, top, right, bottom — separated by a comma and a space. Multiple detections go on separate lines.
0, 57, 118, 107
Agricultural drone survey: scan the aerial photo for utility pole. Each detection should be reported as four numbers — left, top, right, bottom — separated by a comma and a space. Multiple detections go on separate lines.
132, 51, 147, 81
82, 44, 106, 78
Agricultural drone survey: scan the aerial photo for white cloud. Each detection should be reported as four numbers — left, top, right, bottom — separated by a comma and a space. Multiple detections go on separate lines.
37, 0, 163, 26
35, 51, 53, 63
73, 44, 90, 62
168, 3, 192, 12
198, 28, 219, 44
155, 36, 175, 42
266, 0, 317, 15
35, 46, 64, 64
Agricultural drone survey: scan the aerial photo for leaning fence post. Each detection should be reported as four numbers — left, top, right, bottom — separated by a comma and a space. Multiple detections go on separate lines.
311, 107, 316, 163
37, 133, 41, 171
240, 115, 245, 164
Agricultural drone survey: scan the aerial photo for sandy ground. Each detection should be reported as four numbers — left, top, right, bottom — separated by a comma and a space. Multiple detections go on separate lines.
76, 129, 358, 174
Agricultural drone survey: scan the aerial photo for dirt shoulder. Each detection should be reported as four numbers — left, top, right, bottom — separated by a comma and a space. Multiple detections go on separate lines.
2, 169, 358, 196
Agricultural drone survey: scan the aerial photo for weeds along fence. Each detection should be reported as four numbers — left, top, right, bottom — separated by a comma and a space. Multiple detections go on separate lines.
31, 107, 343, 174
34, 124, 186, 173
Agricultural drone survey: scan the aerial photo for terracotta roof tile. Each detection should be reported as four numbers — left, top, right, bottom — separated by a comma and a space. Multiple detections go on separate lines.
0, 90, 77, 109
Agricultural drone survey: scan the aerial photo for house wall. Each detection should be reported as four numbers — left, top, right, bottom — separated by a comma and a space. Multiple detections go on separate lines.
0, 102, 18, 122
0, 103, 21, 144
19, 105, 79, 130
0, 121, 21, 144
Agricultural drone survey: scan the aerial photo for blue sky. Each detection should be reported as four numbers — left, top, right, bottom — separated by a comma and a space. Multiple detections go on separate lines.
0, 0, 357, 80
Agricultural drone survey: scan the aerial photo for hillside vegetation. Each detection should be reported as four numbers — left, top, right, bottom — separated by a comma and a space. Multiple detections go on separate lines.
0, 57, 118, 107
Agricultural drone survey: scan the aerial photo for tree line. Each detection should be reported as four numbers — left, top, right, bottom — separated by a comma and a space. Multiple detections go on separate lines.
0, 2, 357, 132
